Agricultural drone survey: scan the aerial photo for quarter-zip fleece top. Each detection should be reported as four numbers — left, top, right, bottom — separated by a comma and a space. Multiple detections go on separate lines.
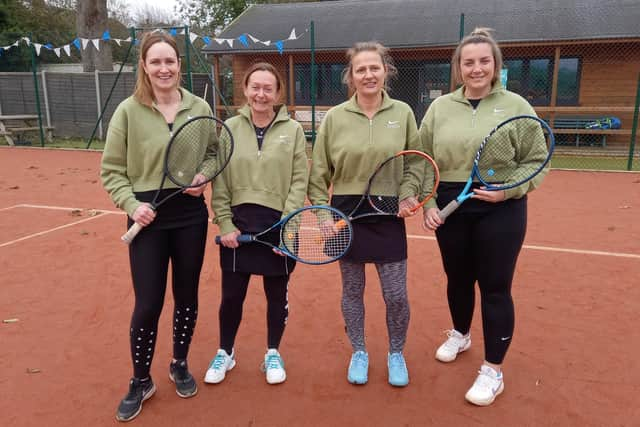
212, 104, 308, 235
308, 91, 422, 206
418, 83, 549, 209
101, 88, 214, 217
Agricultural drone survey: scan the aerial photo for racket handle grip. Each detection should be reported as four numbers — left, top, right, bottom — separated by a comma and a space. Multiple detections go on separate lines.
236, 235, 252, 243
121, 222, 143, 244
438, 200, 460, 221
214, 236, 221, 245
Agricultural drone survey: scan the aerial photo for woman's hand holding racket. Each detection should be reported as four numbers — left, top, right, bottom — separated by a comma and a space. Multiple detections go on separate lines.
121, 116, 234, 244
424, 115, 554, 231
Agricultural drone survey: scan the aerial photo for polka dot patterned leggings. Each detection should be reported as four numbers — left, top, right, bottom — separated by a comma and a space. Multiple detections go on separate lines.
127, 222, 207, 379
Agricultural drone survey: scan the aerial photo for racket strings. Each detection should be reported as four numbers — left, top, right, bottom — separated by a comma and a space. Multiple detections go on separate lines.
166, 117, 233, 187
476, 118, 551, 187
368, 152, 439, 214
280, 207, 352, 264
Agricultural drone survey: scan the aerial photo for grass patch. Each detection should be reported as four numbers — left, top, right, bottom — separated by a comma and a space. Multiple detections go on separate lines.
551, 155, 639, 171
0, 136, 105, 150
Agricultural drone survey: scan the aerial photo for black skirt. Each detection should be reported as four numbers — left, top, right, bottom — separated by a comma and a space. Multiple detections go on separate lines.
219, 203, 296, 276
331, 195, 407, 263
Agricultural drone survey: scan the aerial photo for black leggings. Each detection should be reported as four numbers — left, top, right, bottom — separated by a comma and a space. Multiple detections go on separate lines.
435, 197, 526, 364
219, 271, 289, 354
128, 222, 207, 379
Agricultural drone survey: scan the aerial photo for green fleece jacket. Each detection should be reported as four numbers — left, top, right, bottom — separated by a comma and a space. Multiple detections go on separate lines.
418, 83, 549, 209
308, 91, 421, 206
212, 104, 308, 235
101, 89, 213, 217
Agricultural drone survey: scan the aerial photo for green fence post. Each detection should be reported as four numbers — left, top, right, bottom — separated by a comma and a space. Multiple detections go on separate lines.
627, 72, 639, 171
459, 13, 465, 40
86, 27, 136, 149
29, 33, 45, 147
184, 25, 193, 93
310, 20, 316, 145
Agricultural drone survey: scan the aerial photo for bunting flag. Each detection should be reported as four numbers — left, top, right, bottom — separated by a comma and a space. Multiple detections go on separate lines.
0, 26, 308, 60
238, 34, 249, 47
274, 40, 284, 55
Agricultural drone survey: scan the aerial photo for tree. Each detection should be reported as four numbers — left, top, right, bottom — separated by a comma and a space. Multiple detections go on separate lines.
175, 0, 319, 34
76, 0, 113, 72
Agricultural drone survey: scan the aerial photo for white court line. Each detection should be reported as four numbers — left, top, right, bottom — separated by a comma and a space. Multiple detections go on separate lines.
0, 214, 111, 248
1, 204, 637, 259
3, 203, 123, 215
408, 234, 640, 260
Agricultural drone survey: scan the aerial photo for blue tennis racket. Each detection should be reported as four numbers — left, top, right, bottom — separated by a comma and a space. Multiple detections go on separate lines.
214, 205, 353, 265
438, 115, 554, 220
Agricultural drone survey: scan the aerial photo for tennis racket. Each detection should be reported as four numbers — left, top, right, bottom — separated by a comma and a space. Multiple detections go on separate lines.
214, 205, 353, 265
121, 115, 234, 244
438, 115, 554, 221
336, 149, 440, 227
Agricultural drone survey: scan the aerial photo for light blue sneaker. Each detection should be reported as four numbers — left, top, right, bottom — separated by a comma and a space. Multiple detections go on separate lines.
347, 351, 369, 384
388, 352, 409, 387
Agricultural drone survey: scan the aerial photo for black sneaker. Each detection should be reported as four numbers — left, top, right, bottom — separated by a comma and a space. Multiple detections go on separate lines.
169, 359, 198, 398
115, 377, 156, 422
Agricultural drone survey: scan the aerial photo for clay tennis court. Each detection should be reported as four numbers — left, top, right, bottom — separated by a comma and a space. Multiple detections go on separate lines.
1, 147, 638, 426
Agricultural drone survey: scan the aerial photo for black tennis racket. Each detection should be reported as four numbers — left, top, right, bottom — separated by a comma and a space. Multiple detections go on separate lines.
336, 150, 440, 228
214, 205, 353, 265
121, 115, 234, 244
438, 115, 554, 221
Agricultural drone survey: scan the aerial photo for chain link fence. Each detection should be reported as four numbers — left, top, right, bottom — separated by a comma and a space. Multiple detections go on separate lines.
1, 13, 638, 170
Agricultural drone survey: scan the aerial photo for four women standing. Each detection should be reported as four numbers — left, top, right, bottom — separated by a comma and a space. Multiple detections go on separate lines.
103, 30, 546, 419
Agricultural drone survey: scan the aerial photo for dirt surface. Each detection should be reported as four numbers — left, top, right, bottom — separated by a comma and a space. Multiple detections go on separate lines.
1, 147, 639, 426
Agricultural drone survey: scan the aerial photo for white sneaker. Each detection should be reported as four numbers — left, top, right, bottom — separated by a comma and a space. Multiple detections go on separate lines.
465, 365, 504, 406
435, 329, 471, 362
262, 349, 286, 384
204, 349, 235, 384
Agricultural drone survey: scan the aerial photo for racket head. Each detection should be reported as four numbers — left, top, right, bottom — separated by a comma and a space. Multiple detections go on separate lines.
165, 115, 234, 188
366, 150, 440, 215
280, 206, 353, 265
474, 115, 554, 190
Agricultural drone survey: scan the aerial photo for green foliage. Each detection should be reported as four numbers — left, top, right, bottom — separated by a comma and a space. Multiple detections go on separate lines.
175, 0, 320, 34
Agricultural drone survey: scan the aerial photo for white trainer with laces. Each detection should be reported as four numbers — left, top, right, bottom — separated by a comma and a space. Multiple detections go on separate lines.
435, 329, 471, 362
263, 348, 286, 384
465, 364, 504, 406
204, 349, 235, 384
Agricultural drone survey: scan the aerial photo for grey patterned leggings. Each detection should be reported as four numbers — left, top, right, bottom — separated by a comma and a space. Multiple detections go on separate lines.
338, 258, 409, 353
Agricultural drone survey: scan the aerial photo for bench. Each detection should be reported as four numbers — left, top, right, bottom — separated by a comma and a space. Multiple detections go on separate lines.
0, 114, 54, 145
549, 116, 631, 147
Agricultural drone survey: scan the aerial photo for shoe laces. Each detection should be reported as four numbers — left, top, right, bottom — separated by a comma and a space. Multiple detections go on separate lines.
443, 330, 467, 350
388, 353, 405, 368
171, 360, 189, 380
474, 367, 502, 391
265, 353, 283, 371
352, 351, 368, 366
211, 352, 228, 370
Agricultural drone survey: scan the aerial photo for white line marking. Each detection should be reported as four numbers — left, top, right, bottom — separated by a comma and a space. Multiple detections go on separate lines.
407, 234, 639, 259
0, 214, 107, 248
1, 205, 637, 259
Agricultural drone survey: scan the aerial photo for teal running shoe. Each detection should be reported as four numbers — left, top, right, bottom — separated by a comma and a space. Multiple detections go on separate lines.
347, 351, 368, 384
388, 352, 409, 387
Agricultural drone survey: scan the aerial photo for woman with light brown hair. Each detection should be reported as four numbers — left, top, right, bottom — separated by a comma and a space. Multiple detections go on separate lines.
101, 30, 214, 421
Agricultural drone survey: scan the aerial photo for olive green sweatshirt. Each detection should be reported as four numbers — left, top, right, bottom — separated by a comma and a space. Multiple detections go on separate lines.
308, 91, 422, 206
418, 84, 549, 209
212, 104, 308, 235
100, 89, 213, 217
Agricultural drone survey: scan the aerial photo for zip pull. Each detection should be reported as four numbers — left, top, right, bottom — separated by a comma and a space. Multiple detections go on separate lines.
369, 119, 373, 144
471, 109, 477, 128
257, 150, 262, 158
